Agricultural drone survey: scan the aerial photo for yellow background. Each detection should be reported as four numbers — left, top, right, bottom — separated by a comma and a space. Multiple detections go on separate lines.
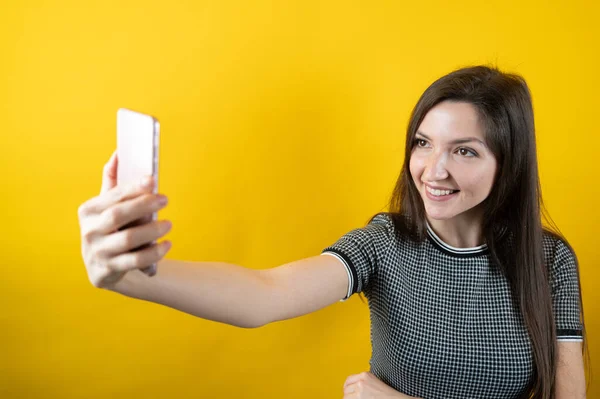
1, 0, 598, 397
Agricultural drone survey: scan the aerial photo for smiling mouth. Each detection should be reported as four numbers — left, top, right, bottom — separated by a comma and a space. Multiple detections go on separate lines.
425, 186, 459, 197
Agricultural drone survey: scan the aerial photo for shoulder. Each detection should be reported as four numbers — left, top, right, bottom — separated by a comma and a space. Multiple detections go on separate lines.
541, 230, 580, 287
367, 211, 416, 234
365, 212, 428, 260
365, 212, 396, 237
367, 211, 394, 226
542, 230, 577, 268
322, 212, 399, 255
366, 212, 419, 244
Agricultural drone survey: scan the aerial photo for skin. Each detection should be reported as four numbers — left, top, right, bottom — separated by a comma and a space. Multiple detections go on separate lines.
342, 372, 419, 399
409, 100, 498, 248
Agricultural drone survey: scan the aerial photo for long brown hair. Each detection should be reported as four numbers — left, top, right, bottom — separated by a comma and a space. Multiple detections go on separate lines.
376, 65, 589, 398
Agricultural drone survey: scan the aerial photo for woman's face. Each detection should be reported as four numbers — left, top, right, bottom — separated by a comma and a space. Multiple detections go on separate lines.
409, 100, 498, 222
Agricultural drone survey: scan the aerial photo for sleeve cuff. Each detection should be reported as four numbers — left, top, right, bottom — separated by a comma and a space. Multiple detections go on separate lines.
557, 328, 583, 342
321, 250, 356, 301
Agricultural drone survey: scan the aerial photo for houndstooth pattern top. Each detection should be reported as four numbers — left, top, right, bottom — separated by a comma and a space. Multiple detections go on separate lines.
321, 212, 583, 399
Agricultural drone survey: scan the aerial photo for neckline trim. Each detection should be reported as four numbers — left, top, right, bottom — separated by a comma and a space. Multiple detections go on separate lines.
426, 222, 489, 258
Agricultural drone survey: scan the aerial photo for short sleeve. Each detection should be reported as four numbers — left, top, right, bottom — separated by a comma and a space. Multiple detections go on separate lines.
550, 239, 584, 342
320, 212, 394, 301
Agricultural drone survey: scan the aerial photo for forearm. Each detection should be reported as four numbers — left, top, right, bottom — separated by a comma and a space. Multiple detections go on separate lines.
110, 258, 271, 328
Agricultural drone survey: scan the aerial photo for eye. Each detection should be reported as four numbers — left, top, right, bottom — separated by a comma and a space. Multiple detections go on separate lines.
414, 138, 429, 148
456, 147, 477, 157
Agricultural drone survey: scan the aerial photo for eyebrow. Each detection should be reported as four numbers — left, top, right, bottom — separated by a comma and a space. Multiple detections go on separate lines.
416, 131, 487, 147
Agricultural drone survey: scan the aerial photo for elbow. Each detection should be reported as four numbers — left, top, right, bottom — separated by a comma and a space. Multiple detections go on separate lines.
240, 311, 272, 329
222, 301, 273, 329
234, 317, 266, 329
225, 269, 279, 329
203, 316, 266, 329
238, 321, 266, 329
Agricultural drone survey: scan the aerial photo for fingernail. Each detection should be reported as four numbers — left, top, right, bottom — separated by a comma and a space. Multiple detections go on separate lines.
157, 195, 168, 205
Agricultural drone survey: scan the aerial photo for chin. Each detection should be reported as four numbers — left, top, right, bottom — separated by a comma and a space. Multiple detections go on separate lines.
423, 201, 463, 221
425, 210, 457, 221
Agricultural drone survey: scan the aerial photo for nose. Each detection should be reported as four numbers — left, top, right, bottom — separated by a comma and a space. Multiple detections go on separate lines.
423, 151, 449, 181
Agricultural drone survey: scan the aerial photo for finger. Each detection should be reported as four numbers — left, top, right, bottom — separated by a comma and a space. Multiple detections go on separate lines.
81, 175, 156, 217
107, 240, 172, 273
343, 372, 367, 389
342, 389, 359, 399
343, 383, 354, 395
97, 219, 173, 256
92, 191, 168, 235
344, 381, 364, 395
100, 150, 118, 194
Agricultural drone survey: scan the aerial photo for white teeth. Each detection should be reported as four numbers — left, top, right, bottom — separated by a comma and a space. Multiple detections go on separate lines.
426, 186, 455, 196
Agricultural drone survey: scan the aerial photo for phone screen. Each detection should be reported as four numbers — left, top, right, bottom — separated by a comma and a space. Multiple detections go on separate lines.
116, 108, 160, 276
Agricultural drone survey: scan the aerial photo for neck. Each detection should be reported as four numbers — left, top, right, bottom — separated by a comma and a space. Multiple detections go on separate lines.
426, 212, 485, 248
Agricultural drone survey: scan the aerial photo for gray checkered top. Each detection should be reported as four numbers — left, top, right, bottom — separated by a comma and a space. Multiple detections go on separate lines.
321, 212, 583, 399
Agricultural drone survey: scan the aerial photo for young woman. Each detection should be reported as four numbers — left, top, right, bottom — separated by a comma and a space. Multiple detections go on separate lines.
78, 65, 588, 399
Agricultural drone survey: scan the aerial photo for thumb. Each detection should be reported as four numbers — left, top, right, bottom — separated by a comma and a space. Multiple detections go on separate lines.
100, 150, 118, 194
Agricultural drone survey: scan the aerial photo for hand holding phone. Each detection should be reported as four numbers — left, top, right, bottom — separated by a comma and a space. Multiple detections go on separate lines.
116, 108, 161, 276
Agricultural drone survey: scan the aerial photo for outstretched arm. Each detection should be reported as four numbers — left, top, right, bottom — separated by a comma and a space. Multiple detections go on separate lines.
111, 254, 350, 328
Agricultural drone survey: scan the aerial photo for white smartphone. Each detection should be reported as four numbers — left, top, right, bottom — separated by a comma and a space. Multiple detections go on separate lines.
116, 108, 160, 277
